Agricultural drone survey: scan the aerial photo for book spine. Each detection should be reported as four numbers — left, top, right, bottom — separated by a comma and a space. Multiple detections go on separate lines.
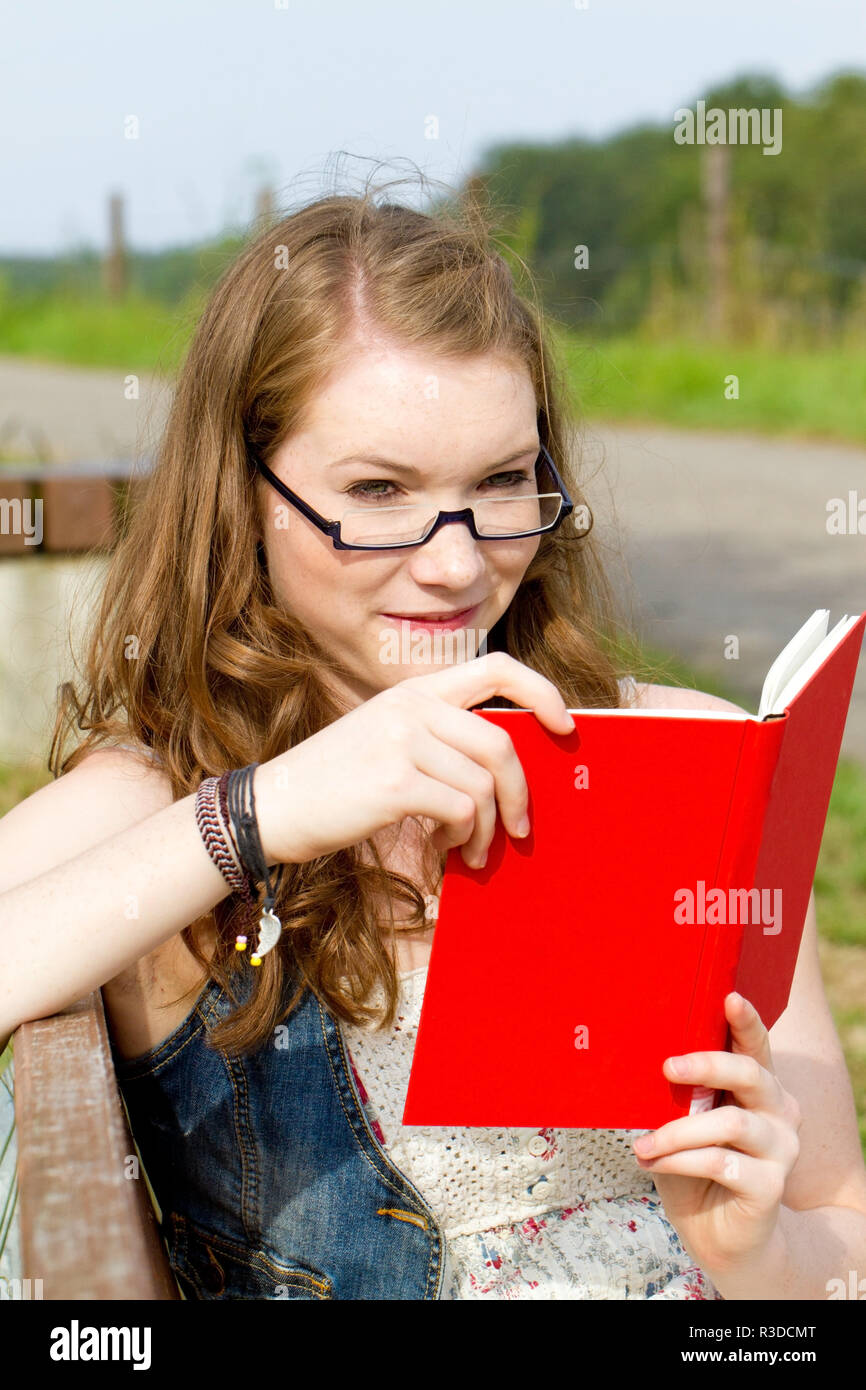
681, 717, 787, 1072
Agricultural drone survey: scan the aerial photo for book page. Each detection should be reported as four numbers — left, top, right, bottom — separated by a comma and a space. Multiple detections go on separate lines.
757, 610, 829, 719
770, 614, 858, 715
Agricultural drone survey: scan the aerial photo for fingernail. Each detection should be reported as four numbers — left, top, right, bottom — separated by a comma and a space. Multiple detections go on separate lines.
515, 815, 530, 837
476, 850, 487, 869
633, 1134, 654, 1154
667, 1056, 689, 1077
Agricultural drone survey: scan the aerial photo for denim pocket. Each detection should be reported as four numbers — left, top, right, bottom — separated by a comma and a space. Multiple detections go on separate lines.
165, 1211, 333, 1301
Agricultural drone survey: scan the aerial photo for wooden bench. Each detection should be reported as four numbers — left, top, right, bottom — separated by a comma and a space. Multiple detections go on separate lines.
0, 459, 150, 555
13, 989, 180, 1299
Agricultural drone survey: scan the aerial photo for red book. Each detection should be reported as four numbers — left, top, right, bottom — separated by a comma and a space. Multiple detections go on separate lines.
403, 611, 866, 1129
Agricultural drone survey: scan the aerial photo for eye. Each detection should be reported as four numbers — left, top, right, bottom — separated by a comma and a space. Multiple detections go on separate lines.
345, 479, 402, 502
344, 466, 535, 504
482, 469, 534, 490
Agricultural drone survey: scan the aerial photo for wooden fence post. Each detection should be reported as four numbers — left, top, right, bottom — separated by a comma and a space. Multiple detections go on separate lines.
102, 192, 128, 300
703, 143, 730, 340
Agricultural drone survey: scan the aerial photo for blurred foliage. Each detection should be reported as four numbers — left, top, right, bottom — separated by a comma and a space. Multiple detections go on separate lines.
3, 69, 866, 356
0, 233, 245, 304
479, 69, 866, 343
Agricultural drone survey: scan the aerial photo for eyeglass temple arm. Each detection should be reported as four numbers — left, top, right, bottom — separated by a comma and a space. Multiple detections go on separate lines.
254, 455, 341, 536
539, 445, 574, 514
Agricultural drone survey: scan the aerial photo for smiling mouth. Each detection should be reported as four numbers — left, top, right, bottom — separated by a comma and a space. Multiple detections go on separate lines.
383, 607, 473, 619
379, 604, 482, 626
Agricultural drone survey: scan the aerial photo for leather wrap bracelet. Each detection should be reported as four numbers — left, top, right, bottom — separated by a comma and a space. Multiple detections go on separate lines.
194, 762, 283, 965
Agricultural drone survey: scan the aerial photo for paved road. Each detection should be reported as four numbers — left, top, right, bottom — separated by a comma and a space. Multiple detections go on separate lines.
581, 419, 866, 760
1, 354, 864, 760
0, 355, 173, 466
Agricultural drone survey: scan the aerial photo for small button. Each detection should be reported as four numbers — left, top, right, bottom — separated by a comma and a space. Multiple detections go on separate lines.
525, 1173, 557, 1200
527, 1135, 547, 1156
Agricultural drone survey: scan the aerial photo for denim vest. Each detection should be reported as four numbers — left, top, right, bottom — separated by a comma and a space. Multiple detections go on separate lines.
110, 964, 447, 1300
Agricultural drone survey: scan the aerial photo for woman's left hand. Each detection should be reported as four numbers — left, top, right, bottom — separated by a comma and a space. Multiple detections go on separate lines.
632, 991, 803, 1277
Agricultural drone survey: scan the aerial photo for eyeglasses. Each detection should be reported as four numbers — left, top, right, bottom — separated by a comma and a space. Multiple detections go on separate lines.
252, 443, 591, 550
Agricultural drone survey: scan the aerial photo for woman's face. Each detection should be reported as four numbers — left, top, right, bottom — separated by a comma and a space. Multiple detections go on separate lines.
256, 338, 542, 706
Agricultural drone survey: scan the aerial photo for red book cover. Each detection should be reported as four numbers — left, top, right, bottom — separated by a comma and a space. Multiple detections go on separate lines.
402, 613, 865, 1129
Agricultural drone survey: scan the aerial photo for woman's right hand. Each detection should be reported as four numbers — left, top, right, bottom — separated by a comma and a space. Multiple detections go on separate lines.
253, 651, 575, 869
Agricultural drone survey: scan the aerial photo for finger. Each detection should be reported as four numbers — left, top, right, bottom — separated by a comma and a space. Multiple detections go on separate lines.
633, 1105, 787, 1166
634, 1145, 787, 1202
726, 992, 775, 1074
404, 650, 575, 735
410, 726, 499, 866
403, 769, 478, 853
405, 690, 530, 839
662, 1050, 785, 1114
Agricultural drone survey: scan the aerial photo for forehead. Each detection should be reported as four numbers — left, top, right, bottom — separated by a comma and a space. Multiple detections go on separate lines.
298, 344, 537, 455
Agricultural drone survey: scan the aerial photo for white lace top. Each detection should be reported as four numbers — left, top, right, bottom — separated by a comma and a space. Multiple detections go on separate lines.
341, 965, 722, 1300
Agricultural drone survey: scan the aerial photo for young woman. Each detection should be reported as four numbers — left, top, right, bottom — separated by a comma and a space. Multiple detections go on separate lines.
1, 185, 865, 1301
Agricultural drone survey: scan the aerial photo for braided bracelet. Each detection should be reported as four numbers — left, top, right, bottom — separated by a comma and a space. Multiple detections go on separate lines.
195, 765, 283, 966
195, 775, 252, 900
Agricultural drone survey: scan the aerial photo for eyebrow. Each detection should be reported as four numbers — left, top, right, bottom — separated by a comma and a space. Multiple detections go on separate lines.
328, 443, 541, 477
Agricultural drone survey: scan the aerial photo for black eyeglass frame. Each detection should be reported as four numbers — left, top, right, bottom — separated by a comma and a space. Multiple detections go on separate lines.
253, 443, 583, 551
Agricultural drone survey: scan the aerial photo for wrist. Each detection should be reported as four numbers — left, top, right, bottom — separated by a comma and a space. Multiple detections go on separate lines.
252, 761, 289, 869
703, 1216, 791, 1301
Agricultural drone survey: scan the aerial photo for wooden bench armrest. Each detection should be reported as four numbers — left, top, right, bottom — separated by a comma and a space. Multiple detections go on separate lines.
14, 989, 179, 1299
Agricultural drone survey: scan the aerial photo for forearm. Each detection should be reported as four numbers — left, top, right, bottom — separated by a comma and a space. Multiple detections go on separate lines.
708, 1203, 866, 1300
0, 791, 232, 1045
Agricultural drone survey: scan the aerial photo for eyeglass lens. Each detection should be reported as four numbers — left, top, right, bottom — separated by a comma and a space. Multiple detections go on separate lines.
339, 451, 573, 547
340, 492, 563, 546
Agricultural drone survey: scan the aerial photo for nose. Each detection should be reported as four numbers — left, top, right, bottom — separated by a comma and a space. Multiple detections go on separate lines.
406, 515, 487, 587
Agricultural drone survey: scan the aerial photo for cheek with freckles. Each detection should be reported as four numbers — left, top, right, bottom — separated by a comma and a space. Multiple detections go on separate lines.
260, 500, 341, 616
260, 506, 401, 688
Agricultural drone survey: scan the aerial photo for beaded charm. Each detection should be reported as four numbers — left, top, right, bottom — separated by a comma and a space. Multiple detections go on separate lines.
235, 934, 248, 952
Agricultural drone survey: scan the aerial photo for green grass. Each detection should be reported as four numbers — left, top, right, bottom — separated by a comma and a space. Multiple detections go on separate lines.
554, 329, 866, 447
812, 761, 866, 947
0, 288, 201, 376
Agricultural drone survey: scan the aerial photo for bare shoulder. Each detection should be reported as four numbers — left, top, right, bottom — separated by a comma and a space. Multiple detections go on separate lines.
0, 745, 175, 897
630, 681, 748, 715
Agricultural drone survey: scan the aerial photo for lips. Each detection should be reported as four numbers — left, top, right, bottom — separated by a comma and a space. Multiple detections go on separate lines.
379, 603, 481, 628
385, 607, 473, 620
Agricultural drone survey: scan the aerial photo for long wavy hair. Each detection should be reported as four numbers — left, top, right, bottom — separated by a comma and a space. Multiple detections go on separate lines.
50, 171, 642, 1054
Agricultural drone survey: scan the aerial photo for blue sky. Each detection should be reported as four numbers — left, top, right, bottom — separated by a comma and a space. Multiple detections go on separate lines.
2, 0, 864, 254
